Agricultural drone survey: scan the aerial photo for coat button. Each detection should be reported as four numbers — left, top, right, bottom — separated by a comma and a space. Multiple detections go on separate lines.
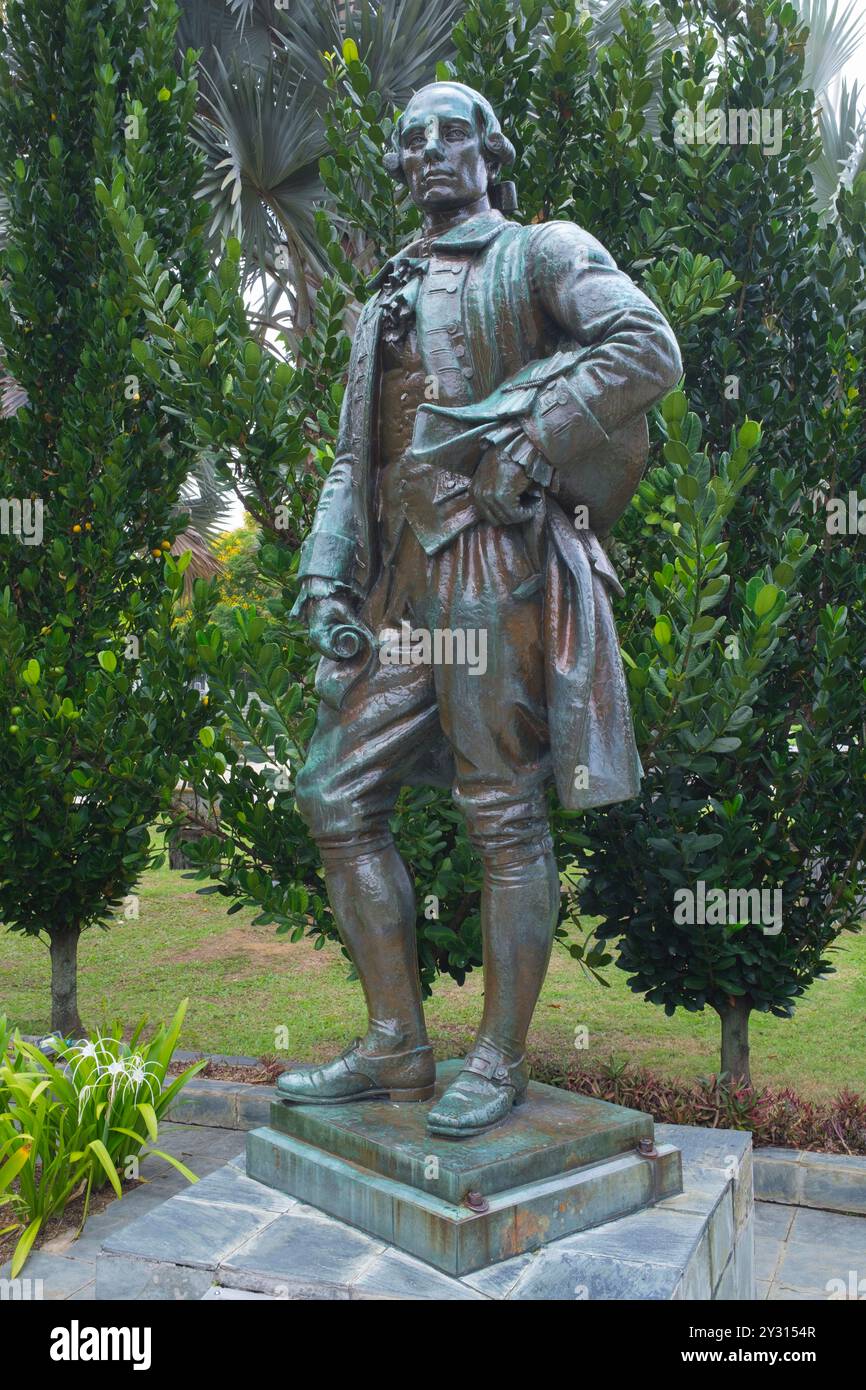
462, 366, 474, 378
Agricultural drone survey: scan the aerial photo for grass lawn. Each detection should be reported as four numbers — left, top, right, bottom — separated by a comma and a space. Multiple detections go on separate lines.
1, 861, 864, 1098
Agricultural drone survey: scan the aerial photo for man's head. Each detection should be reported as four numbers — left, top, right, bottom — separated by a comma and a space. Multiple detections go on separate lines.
384, 82, 515, 214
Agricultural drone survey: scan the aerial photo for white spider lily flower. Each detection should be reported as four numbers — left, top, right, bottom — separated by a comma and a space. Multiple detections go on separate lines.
66, 1037, 162, 1113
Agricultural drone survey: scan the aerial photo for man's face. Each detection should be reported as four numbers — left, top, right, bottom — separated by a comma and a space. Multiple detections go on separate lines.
399, 87, 490, 213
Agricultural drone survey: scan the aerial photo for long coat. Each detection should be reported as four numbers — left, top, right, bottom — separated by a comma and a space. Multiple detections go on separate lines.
298, 210, 682, 810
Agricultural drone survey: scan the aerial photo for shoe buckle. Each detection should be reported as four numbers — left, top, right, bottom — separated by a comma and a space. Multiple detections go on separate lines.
463, 1052, 508, 1085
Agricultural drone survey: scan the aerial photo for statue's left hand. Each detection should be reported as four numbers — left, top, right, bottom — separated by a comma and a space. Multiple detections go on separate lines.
471, 447, 539, 526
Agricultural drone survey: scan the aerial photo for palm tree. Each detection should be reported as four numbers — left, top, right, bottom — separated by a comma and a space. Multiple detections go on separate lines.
177, 0, 461, 336
795, 0, 866, 208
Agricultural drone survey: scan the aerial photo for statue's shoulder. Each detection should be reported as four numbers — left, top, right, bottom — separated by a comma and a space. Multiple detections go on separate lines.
520, 218, 617, 274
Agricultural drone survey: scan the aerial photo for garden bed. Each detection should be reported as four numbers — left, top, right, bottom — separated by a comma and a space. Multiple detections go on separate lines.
0, 1177, 141, 1271
167, 1049, 866, 1158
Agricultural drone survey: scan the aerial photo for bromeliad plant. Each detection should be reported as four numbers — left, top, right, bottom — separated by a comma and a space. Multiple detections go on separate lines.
0, 1001, 202, 1277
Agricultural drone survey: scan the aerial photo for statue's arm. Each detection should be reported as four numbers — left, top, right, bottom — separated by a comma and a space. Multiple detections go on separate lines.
520, 221, 682, 469
289, 446, 360, 619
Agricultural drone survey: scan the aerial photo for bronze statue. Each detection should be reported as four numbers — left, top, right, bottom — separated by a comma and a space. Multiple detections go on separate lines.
277, 82, 681, 1137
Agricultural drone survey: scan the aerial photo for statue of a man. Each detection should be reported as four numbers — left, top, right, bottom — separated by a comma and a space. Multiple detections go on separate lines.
277, 82, 681, 1137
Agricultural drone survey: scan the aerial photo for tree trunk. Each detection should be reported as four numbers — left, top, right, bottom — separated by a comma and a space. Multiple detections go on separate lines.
49, 925, 83, 1037
715, 997, 752, 1085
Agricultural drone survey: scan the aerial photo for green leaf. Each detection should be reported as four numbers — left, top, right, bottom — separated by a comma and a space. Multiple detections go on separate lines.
97, 650, 117, 673
143, 1148, 199, 1185
87, 1140, 122, 1198
11, 1217, 42, 1278
136, 1103, 159, 1141
753, 584, 779, 617
0, 1142, 31, 1195
661, 389, 688, 423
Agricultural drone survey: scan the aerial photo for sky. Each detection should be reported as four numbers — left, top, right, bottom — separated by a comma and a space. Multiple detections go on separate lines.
845, 0, 866, 90
216, 5, 866, 536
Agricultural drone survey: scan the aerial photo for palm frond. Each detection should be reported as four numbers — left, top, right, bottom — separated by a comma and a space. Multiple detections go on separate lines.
813, 77, 866, 207
194, 50, 327, 323
177, 458, 236, 541
275, 0, 462, 106
177, 0, 274, 83
170, 526, 222, 602
792, 0, 866, 97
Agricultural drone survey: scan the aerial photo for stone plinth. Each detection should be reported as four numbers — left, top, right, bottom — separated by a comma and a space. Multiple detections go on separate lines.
245, 1061, 682, 1275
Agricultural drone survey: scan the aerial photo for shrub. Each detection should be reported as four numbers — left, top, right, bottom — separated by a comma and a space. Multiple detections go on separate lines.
530, 1049, 866, 1155
0, 999, 202, 1276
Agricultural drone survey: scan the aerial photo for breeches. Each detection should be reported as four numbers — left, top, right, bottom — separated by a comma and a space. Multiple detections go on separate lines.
295, 521, 553, 864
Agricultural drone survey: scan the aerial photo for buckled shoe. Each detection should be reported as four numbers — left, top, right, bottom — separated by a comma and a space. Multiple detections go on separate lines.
276, 1039, 435, 1104
426, 1039, 528, 1138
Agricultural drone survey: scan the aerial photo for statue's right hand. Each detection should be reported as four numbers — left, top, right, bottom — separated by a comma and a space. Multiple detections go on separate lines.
306, 594, 361, 660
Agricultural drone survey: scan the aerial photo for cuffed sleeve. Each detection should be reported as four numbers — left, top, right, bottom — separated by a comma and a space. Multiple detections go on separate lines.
289, 576, 356, 621
479, 421, 556, 489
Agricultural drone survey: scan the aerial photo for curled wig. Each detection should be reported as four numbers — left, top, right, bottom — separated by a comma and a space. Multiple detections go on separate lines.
383, 81, 516, 187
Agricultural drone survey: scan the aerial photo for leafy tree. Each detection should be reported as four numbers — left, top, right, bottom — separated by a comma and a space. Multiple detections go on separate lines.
208, 517, 280, 637
0, 0, 217, 1033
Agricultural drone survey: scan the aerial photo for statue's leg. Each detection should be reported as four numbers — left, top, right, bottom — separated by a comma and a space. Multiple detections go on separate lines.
420, 521, 560, 1136
315, 831, 427, 1056
473, 828, 561, 1064
277, 641, 444, 1104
